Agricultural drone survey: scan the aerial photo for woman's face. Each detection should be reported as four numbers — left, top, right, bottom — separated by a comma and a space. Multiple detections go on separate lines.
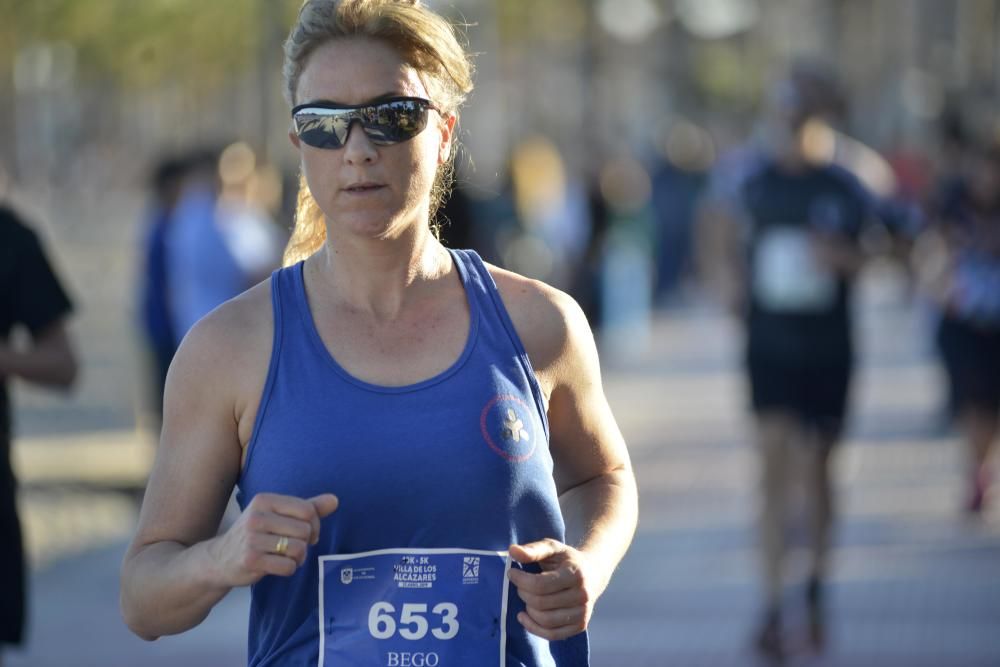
291, 37, 455, 240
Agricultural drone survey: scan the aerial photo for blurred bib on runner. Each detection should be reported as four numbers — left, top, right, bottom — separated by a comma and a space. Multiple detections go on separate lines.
753, 226, 837, 313
319, 549, 512, 667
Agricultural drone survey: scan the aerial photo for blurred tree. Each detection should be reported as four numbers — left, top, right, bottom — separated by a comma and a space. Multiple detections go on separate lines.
495, 0, 587, 46
0, 0, 304, 175
0, 0, 301, 93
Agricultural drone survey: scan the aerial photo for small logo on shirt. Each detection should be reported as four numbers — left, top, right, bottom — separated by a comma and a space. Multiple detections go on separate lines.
480, 395, 537, 462
502, 409, 529, 443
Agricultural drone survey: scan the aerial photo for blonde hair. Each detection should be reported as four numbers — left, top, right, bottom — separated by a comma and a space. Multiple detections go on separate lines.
282, 0, 475, 265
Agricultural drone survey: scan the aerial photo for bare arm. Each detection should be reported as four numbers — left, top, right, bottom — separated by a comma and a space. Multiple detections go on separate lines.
812, 232, 865, 276
545, 291, 637, 585
120, 310, 248, 639
0, 321, 78, 388
495, 274, 638, 640
119, 293, 337, 640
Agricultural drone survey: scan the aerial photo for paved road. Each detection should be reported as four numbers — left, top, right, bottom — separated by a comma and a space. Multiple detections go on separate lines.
6, 201, 1000, 666
588, 292, 1000, 667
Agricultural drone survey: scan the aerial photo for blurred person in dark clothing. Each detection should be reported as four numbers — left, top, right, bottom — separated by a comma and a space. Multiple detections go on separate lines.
929, 145, 1000, 514
649, 120, 713, 306
137, 156, 188, 427
0, 204, 77, 665
436, 178, 476, 251
702, 66, 870, 658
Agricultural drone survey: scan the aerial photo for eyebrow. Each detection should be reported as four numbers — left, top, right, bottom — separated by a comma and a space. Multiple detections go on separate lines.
297, 92, 413, 108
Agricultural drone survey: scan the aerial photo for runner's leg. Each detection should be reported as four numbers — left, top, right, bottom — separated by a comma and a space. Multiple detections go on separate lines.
803, 433, 836, 649
755, 411, 798, 656
960, 407, 997, 513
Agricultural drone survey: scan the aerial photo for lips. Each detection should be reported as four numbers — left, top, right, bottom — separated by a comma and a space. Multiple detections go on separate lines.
343, 182, 385, 193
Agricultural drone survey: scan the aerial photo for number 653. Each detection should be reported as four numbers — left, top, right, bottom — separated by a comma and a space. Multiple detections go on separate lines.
368, 602, 459, 641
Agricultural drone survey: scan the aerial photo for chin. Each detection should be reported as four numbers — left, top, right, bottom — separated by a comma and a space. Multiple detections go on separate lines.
337, 210, 411, 240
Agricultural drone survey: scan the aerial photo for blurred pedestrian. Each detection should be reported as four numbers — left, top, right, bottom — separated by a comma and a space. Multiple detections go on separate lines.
649, 119, 713, 306
165, 148, 282, 343
436, 176, 476, 251
0, 203, 78, 666
136, 156, 188, 429
214, 141, 286, 287
702, 67, 871, 658
120, 1, 637, 665
506, 136, 592, 293
163, 150, 246, 341
929, 144, 1000, 514
595, 155, 655, 358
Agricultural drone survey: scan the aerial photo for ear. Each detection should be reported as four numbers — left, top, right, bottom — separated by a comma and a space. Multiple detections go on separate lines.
437, 112, 458, 164
289, 128, 301, 150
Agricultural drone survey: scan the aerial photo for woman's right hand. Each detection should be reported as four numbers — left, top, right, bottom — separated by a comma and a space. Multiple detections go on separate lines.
208, 492, 339, 587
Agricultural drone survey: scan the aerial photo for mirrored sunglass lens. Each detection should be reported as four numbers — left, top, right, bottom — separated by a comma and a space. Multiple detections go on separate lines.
295, 111, 352, 148
365, 100, 429, 145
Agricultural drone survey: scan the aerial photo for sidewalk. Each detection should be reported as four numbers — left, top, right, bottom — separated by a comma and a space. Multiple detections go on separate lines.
8, 274, 1000, 666
587, 290, 1000, 666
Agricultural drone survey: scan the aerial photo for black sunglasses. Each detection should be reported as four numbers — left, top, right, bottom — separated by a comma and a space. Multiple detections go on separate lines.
291, 97, 439, 149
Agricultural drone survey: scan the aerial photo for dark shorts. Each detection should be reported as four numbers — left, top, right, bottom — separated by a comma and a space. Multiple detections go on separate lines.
0, 466, 26, 646
746, 350, 852, 440
937, 316, 1000, 415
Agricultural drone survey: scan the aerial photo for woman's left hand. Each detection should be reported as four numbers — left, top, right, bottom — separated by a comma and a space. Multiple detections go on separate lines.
507, 539, 606, 640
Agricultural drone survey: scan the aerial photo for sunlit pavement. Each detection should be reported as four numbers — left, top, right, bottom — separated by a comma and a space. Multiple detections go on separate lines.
589, 271, 1000, 667
7, 266, 1000, 666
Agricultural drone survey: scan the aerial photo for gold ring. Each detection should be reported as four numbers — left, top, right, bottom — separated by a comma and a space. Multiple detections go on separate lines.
275, 535, 289, 556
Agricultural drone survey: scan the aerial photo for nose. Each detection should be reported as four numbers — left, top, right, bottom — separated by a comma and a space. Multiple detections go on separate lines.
343, 120, 377, 164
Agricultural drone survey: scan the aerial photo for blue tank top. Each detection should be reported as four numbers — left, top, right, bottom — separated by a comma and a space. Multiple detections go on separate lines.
237, 249, 589, 666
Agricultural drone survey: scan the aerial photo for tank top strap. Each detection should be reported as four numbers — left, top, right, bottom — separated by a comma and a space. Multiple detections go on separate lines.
269, 259, 325, 354
450, 249, 527, 359
285, 260, 311, 331
449, 248, 550, 441
238, 265, 288, 477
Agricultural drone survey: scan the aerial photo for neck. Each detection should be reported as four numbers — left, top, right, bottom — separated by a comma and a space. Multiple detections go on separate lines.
309, 222, 451, 321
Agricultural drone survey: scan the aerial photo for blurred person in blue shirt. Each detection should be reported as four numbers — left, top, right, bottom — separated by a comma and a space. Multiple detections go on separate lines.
165, 150, 282, 343
930, 144, 1000, 514
165, 150, 247, 340
137, 156, 188, 427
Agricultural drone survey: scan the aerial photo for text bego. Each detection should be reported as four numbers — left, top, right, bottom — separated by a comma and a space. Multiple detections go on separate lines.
387, 651, 440, 666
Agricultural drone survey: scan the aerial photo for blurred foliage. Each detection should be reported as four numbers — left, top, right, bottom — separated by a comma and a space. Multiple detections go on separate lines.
692, 40, 761, 107
496, 0, 588, 48
0, 0, 301, 91
0, 0, 599, 92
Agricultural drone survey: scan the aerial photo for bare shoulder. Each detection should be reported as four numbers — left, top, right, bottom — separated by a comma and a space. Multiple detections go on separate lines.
484, 262, 596, 396
135, 278, 276, 549
168, 278, 274, 409
483, 264, 626, 497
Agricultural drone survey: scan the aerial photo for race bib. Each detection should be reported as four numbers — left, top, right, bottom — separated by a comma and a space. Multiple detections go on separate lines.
753, 226, 837, 312
318, 548, 512, 667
